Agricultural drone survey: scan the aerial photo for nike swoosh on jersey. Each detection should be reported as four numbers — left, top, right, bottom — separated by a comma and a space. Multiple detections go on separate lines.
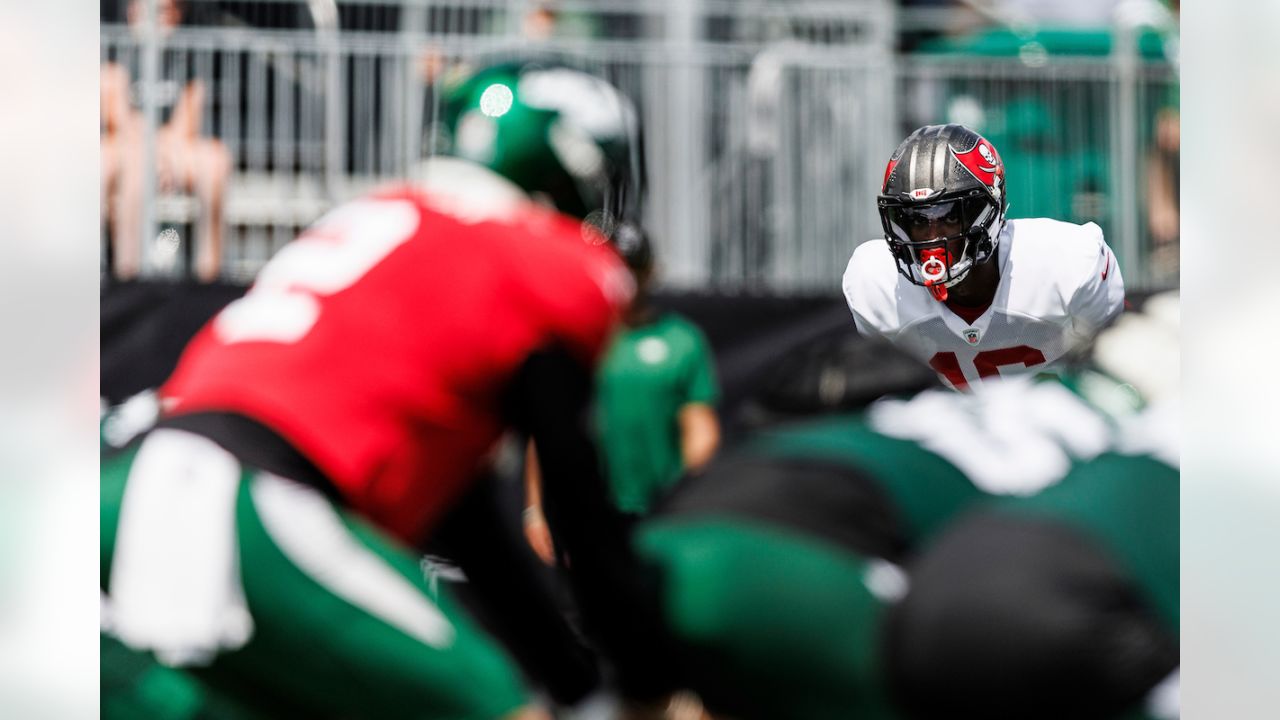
1101, 252, 1112, 280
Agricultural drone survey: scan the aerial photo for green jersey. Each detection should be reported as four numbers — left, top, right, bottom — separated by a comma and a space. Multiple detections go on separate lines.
102, 432, 530, 720
594, 312, 719, 514
885, 399, 1178, 720
635, 519, 901, 720
994, 398, 1179, 633
638, 380, 1175, 720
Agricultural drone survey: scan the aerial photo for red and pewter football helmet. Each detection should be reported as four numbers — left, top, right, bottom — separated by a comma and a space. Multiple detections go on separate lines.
877, 124, 1008, 301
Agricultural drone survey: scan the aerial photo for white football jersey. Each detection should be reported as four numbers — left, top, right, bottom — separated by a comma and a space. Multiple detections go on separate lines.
843, 218, 1124, 390
868, 375, 1115, 495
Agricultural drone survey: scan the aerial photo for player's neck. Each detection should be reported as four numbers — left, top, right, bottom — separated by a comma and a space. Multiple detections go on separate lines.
948, 258, 1000, 307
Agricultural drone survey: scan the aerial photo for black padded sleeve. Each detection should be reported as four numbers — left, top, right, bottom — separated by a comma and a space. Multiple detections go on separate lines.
502, 343, 678, 702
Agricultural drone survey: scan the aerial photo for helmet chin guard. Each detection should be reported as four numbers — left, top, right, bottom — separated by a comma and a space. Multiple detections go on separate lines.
918, 247, 960, 301
915, 241, 983, 302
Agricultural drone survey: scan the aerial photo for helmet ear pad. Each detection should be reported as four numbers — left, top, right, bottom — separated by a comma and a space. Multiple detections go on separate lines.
971, 194, 1004, 266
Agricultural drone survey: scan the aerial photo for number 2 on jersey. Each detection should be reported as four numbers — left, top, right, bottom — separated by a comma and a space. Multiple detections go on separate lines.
213, 199, 420, 344
929, 346, 1047, 389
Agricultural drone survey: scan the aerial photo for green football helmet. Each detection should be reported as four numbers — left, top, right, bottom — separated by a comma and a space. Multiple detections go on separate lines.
435, 59, 645, 227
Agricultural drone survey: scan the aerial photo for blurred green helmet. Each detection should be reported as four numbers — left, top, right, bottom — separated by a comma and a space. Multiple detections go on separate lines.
435, 59, 644, 227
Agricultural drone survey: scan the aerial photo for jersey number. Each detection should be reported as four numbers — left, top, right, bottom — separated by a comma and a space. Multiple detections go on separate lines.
928, 346, 1047, 389
213, 199, 420, 344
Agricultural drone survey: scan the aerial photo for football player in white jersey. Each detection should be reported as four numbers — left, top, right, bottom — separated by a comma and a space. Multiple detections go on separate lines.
842, 123, 1125, 390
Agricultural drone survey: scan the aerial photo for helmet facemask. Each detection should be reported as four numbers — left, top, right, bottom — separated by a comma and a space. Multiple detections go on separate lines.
880, 190, 1001, 302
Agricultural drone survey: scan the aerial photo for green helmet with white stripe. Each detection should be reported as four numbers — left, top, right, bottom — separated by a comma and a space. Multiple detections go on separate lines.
435, 59, 644, 228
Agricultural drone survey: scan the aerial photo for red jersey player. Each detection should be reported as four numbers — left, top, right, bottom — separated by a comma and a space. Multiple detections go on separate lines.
102, 60, 669, 720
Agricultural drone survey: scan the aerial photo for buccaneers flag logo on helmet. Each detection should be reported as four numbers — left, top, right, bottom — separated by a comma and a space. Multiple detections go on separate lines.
952, 139, 1004, 201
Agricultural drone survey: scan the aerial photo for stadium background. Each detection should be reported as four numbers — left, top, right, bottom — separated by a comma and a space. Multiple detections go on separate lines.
100, 0, 1180, 292
99, 0, 1181, 444
100, 0, 1181, 420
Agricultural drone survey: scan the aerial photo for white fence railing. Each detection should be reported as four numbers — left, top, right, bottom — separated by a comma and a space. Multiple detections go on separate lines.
101, 0, 1176, 291
897, 53, 1178, 288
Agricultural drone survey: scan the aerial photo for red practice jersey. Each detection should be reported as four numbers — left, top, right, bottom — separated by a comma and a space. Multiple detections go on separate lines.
161, 185, 632, 544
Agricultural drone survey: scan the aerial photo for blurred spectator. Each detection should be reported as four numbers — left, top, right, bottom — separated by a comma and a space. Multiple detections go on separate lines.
1145, 0, 1179, 285
522, 1, 561, 40
101, 0, 231, 282
525, 222, 722, 564
512, 1, 602, 41
898, 0, 989, 53
1146, 105, 1178, 284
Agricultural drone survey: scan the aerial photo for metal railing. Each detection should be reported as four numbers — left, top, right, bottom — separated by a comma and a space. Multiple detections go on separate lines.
897, 53, 1178, 288
101, 0, 1176, 291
